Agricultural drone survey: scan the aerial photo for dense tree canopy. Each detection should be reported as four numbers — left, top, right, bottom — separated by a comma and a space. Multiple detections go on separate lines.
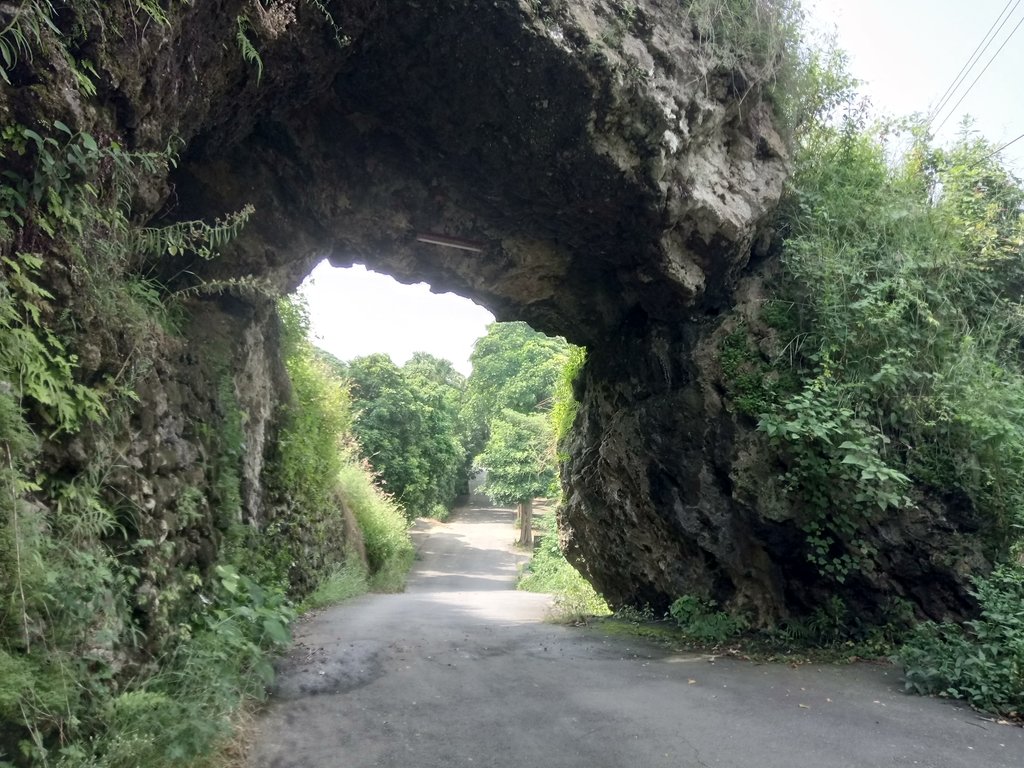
345, 353, 466, 519
476, 410, 556, 507
462, 322, 569, 456
342, 325, 572, 520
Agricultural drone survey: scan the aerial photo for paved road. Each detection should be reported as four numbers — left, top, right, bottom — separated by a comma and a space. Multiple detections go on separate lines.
247, 501, 1024, 768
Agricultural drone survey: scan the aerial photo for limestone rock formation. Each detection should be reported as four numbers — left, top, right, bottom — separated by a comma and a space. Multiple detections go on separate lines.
1, 0, 986, 629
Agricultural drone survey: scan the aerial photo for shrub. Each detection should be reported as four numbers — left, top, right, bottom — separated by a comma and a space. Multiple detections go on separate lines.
900, 566, 1024, 717
518, 514, 609, 621
756, 118, 1024, 584
669, 595, 748, 644
682, 0, 854, 135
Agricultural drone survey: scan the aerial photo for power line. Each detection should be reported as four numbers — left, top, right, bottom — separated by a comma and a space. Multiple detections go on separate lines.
932, 10, 1024, 135
979, 130, 1024, 164
929, 0, 1021, 124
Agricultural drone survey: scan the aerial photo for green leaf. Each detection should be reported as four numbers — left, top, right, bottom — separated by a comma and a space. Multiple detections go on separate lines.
21, 129, 43, 148
262, 617, 291, 645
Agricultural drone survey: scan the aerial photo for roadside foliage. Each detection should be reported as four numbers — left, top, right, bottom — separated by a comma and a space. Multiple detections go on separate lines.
759, 117, 1024, 715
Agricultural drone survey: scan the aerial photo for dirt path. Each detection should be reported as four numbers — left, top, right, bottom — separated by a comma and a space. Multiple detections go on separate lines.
247, 500, 1024, 768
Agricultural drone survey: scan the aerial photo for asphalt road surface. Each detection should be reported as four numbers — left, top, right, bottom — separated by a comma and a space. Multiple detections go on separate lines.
247, 501, 1024, 768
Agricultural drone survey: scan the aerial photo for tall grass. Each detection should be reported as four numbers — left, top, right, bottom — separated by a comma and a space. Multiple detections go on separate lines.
298, 554, 369, 613
337, 462, 414, 593
518, 514, 610, 622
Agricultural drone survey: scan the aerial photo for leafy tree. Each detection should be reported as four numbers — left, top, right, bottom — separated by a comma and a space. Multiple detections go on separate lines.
462, 322, 569, 456
476, 410, 556, 546
404, 351, 467, 393
401, 353, 468, 507
345, 353, 466, 519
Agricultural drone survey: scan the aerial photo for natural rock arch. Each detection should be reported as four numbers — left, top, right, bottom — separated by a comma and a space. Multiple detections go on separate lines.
6, 0, 982, 625
162, 0, 794, 619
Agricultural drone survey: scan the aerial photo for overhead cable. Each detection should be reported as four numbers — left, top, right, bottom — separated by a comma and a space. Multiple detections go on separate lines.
979, 130, 1024, 164
932, 11, 1024, 135
928, 0, 1021, 125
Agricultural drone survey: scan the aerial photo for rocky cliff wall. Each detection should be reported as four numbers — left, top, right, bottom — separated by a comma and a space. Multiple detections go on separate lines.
0, 0, 986, 630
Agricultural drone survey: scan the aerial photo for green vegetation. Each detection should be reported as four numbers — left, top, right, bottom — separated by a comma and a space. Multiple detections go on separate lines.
0, 112, 413, 763
512, 340, 604, 612
234, 0, 351, 85
257, 299, 356, 594
477, 411, 556, 507
344, 352, 466, 520
718, 328, 780, 418
680, 0, 1024, 716
758, 119, 1024, 585
593, 597, 905, 665
466, 322, 573, 546
669, 595, 749, 644
760, 380, 913, 582
336, 462, 414, 593
298, 558, 369, 613
235, 14, 264, 84
682, 0, 851, 134
462, 322, 570, 456
238, 298, 415, 609
248, 298, 416, 599
684, 0, 803, 89
4, 0, 1021, 746
0, 1, 60, 84
477, 410, 555, 546
518, 513, 609, 622
900, 566, 1024, 717
714, 79, 1024, 712
550, 346, 586, 456
0, 119, 299, 766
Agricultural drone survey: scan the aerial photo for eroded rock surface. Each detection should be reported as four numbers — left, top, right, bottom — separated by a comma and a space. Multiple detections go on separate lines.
1, 0, 985, 625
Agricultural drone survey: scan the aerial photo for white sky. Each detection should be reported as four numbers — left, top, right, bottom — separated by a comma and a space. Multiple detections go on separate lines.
302, 0, 1023, 373
300, 263, 494, 376
808, 0, 1023, 167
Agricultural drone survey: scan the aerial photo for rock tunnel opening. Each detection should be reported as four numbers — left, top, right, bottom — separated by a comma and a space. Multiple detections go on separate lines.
160, 0, 801, 619
4, 8, 1013, 761
88, 0, 976, 624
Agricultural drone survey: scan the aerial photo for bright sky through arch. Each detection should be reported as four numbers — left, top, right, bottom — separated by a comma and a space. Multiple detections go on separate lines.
303, 1, 1023, 372
299, 261, 495, 376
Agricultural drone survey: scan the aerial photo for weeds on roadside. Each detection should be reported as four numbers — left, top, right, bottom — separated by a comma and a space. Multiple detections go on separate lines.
518, 514, 610, 622
337, 462, 414, 593
669, 595, 748, 644
900, 565, 1024, 718
298, 555, 369, 613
